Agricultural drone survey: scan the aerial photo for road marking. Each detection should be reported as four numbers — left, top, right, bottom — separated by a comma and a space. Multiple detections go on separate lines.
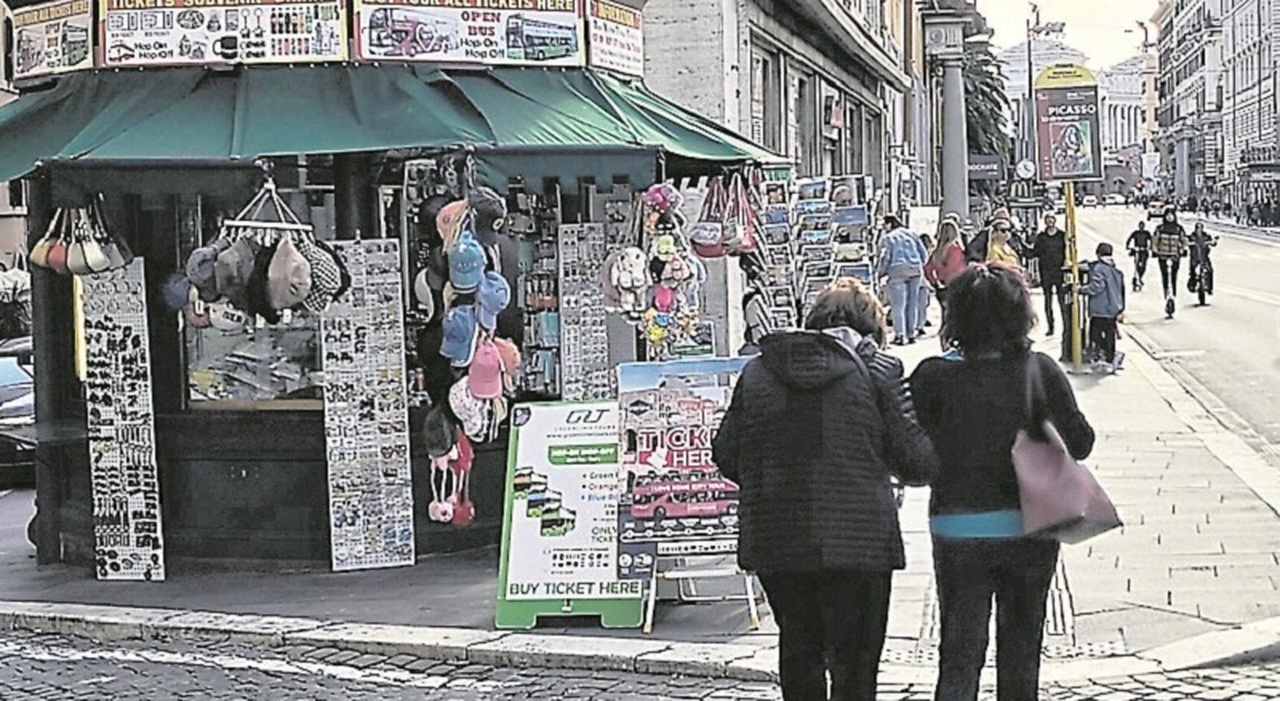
0, 639, 457, 689
1219, 285, 1280, 307
1150, 350, 1207, 360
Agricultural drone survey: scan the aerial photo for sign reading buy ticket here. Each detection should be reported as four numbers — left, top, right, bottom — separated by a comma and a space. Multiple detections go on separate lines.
99, 0, 347, 68
496, 402, 642, 630
11, 0, 94, 81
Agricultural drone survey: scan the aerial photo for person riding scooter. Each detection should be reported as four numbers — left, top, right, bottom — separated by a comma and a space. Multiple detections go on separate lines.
1187, 222, 1217, 297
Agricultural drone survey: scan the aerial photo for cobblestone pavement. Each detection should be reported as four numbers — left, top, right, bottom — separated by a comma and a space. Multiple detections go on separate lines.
1, 630, 1279, 700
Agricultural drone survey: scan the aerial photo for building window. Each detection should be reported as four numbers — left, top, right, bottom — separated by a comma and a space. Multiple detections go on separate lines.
7, 181, 23, 210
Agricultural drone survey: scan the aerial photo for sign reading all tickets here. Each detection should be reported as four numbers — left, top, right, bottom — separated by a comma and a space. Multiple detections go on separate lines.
11, 0, 94, 81
354, 0, 584, 66
496, 402, 643, 629
98, 0, 347, 68
586, 0, 641, 77
321, 239, 415, 572
82, 260, 166, 582
615, 357, 749, 581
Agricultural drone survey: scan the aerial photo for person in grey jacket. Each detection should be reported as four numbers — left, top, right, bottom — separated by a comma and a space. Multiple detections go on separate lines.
1080, 243, 1127, 372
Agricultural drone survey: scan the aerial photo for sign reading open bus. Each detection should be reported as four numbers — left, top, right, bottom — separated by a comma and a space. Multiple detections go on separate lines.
10, 0, 94, 81
354, 0, 585, 66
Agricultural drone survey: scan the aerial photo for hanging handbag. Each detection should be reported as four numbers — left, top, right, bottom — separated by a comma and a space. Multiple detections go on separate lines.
45, 210, 72, 276
1013, 358, 1121, 544
93, 195, 133, 271
68, 206, 114, 276
29, 209, 64, 270
688, 178, 727, 250
724, 173, 759, 254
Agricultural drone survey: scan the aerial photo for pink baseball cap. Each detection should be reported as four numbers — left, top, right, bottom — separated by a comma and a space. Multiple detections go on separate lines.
468, 340, 504, 400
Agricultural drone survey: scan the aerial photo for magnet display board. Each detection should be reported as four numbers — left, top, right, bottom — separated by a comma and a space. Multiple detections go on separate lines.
557, 223, 614, 401
496, 402, 643, 629
322, 239, 415, 572
82, 260, 165, 582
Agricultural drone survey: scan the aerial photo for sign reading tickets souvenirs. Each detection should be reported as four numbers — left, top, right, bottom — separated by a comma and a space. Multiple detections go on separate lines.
354, 0, 585, 66
615, 357, 749, 581
586, 0, 641, 77
496, 402, 644, 629
321, 240, 415, 572
82, 260, 165, 582
10, 0, 94, 81
98, 0, 347, 68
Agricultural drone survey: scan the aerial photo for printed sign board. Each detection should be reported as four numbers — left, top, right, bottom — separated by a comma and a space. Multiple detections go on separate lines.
354, 0, 584, 66
586, 0, 641, 76
98, 0, 347, 68
967, 154, 1005, 182
10, 0, 94, 81
496, 402, 644, 629
616, 357, 749, 581
322, 239, 415, 572
1034, 64, 1104, 183
82, 260, 166, 582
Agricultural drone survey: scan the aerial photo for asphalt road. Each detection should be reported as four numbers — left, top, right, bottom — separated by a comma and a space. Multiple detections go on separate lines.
1075, 207, 1280, 467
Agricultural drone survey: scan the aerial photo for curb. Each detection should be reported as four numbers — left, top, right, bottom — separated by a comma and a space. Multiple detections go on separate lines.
2, 601, 1280, 683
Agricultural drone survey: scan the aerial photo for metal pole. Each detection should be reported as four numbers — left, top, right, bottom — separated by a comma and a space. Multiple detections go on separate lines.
1026, 18, 1034, 164
1065, 181, 1082, 370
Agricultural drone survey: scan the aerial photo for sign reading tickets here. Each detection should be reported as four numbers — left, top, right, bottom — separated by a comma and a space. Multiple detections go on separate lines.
586, 0, 641, 77
321, 239, 416, 572
354, 0, 584, 66
99, 0, 347, 68
496, 402, 643, 629
616, 357, 749, 581
82, 260, 166, 582
11, 0, 94, 81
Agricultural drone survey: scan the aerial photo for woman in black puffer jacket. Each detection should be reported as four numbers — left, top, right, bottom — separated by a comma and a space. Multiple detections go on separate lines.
713, 278, 939, 701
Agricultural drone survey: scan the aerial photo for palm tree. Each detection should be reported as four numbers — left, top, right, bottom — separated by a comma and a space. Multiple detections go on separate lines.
963, 39, 1011, 198
963, 40, 1011, 162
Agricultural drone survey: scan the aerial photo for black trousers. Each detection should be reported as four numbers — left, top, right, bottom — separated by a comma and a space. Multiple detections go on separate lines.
1041, 280, 1067, 332
758, 569, 893, 701
932, 537, 1060, 701
1132, 251, 1148, 282
1157, 257, 1180, 298
1089, 316, 1118, 363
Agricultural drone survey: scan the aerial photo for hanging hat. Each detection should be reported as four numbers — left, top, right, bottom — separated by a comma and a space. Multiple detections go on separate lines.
417, 195, 452, 249
437, 200, 469, 251
185, 238, 229, 303
476, 271, 511, 330
468, 339, 504, 400
245, 242, 282, 324
492, 337, 522, 393
414, 268, 438, 322
448, 378, 488, 441
448, 233, 486, 294
423, 404, 457, 460
296, 236, 347, 314
267, 237, 312, 311
440, 304, 479, 367
213, 238, 258, 311
468, 186, 507, 247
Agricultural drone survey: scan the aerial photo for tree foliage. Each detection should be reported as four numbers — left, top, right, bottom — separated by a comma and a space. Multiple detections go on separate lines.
963, 40, 1011, 160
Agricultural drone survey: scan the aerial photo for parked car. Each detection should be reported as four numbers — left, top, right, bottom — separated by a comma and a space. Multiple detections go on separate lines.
0, 348, 34, 489
1082, 195, 1099, 208
1147, 200, 1167, 218
1105, 193, 1125, 205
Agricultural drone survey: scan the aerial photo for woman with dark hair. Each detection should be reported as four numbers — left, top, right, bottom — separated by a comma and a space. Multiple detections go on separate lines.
713, 278, 938, 700
909, 263, 1096, 701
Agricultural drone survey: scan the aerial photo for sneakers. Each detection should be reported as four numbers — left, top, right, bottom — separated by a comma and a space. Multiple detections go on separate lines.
1165, 297, 1175, 318
1113, 351, 1126, 370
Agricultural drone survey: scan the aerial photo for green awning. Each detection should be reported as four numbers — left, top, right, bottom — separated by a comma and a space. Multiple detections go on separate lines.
0, 65, 781, 182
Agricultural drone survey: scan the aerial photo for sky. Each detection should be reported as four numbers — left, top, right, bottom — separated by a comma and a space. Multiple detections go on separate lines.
978, 0, 1161, 69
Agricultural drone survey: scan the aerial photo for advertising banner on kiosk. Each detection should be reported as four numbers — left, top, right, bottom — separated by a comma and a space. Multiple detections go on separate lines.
354, 0, 585, 66
10, 0, 94, 81
1034, 64, 1104, 183
98, 0, 348, 68
496, 402, 643, 629
586, 0, 641, 76
615, 357, 749, 581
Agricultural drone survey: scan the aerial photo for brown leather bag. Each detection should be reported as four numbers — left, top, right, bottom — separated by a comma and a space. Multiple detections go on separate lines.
1013, 358, 1121, 544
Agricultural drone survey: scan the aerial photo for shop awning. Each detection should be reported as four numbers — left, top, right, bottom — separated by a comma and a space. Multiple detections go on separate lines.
0, 65, 780, 183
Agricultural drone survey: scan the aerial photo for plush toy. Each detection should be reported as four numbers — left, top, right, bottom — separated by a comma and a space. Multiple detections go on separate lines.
610, 247, 650, 314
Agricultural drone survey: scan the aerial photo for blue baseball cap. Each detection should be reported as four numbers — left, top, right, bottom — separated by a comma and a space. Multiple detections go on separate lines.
449, 232, 486, 294
440, 304, 479, 368
476, 271, 511, 330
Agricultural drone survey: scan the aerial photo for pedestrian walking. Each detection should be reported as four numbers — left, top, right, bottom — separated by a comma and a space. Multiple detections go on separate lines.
985, 217, 1021, 268
925, 218, 968, 319
909, 263, 1096, 701
918, 233, 935, 333
876, 213, 929, 345
1080, 243, 1127, 373
712, 279, 939, 701
1031, 215, 1068, 336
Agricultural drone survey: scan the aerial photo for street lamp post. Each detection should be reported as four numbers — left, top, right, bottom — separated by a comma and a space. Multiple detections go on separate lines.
1024, 6, 1065, 166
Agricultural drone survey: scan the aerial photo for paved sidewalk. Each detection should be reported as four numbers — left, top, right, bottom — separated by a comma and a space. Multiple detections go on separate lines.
0, 304, 1277, 687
